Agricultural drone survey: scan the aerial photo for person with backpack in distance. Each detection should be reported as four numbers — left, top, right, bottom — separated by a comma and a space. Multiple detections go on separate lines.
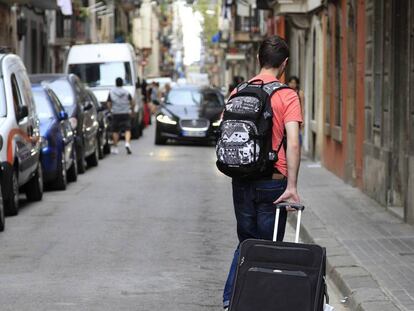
216, 36, 303, 310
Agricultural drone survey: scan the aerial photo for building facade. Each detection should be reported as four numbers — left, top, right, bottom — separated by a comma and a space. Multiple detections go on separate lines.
218, 0, 414, 223
363, 0, 414, 222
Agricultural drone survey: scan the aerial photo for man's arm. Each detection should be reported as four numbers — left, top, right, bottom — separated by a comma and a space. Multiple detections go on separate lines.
275, 121, 301, 204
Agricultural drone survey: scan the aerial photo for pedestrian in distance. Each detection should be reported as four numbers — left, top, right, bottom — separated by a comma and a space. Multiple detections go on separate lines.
107, 77, 134, 155
228, 75, 244, 96
163, 83, 171, 99
149, 82, 160, 115
221, 36, 303, 310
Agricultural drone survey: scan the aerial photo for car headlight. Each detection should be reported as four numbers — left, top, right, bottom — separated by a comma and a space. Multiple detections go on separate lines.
156, 114, 177, 125
212, 119, 222, 127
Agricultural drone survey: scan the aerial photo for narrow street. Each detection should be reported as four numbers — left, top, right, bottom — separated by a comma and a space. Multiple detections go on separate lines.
0, 125, 346, 311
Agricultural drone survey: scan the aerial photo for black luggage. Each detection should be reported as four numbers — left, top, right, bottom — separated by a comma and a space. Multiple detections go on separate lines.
229, 203, 329, 311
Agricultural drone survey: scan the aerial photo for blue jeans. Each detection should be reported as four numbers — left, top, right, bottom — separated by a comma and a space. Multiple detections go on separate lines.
223, 178, 288, 308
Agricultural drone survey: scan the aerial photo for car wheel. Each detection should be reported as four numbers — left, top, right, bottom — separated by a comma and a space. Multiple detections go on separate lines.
77, 142, 86, 174
155, 125, 167, 145
86, 143, 99, 167
0, 193, 5, 232
4, 170, 19, 216
67, 148, 78, 182
54, 151, 67, 190
25, 164, 43, 202
98, 135, 104, 159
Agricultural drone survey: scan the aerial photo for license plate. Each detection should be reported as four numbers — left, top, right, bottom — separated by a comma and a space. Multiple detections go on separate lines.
182, 130, 207, 137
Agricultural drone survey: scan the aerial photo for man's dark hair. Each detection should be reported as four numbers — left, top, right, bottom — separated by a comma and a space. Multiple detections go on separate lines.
116, 77, 123, 87
258, 36, 289, 69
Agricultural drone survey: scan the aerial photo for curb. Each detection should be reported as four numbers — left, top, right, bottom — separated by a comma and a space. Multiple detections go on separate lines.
288, 208, 401, 311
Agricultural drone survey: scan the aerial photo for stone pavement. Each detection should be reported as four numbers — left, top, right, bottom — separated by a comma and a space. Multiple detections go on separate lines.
295, 158, 414, 311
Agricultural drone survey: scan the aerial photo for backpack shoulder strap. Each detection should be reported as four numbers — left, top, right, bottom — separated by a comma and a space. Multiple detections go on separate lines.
262, 81, 289, 97
262, 82, 290, 155
236, 81, 249, 92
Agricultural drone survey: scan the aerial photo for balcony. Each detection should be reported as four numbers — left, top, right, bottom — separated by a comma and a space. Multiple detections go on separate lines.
1, 0, 58, 9
233, 7, 266, 43
119, 0, 141, 11
273, 0, 323, 14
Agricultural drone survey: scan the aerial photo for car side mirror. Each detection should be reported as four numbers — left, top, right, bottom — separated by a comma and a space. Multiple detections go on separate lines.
97, 102, 107, 111
18, 106, 29, 120
58, 110, 68, 120
84, 102, 93, 111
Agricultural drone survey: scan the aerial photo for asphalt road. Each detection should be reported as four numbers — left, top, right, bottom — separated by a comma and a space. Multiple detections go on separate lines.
0, 124, 347, 311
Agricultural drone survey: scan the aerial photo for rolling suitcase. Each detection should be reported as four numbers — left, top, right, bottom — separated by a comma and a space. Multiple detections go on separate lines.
229, 203, 329, 311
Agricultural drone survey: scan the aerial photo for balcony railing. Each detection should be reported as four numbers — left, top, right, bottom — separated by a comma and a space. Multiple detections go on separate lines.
234, 7, 265, 43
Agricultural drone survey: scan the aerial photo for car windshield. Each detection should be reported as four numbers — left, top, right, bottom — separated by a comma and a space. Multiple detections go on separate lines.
166, 89, 201, 106
203, 92, 223, 108
32, 89, 54, 120
0, 78, 6, 117
68, 62, 132, 87
48, 80, 76, 115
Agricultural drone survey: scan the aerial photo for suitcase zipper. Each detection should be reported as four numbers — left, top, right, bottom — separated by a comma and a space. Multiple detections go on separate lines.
248, 267, 308, 278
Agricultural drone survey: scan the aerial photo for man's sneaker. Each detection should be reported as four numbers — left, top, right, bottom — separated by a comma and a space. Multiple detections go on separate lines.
111, 146, 119, 155
125, 143, 132, 155
224, 308, 229, 311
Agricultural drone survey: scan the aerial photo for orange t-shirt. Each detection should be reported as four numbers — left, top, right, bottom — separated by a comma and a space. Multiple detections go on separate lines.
231, 74, 303, 176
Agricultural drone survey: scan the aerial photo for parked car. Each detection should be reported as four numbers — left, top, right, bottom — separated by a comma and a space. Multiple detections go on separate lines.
30, 74, 100, 173
66, 43, 144, 139
31, 83, 77, 190
155, 86, 224, 145
86, 89, 110, 158
0, 53, 43, 225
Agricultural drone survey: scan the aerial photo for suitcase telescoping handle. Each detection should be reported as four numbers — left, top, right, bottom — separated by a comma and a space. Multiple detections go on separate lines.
273, 203, 305, 243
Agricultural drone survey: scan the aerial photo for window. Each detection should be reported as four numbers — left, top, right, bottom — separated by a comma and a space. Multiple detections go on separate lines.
325, 15, 332, 124
203, 92, 222, 108
235, 4, 260, 33
0, 78, 6, 117
32, 89, 55, 120
49, 79, 76, 115
166, 89, 201, 106
11, 74, 23, 121
334, 4, 342, 127
373, 0, 384, 128
48, 90, 65, 114
311, 29, 316, 121
68, 62, 133, 87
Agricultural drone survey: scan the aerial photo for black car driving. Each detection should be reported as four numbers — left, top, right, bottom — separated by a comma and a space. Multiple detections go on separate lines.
155, 86, 224, 145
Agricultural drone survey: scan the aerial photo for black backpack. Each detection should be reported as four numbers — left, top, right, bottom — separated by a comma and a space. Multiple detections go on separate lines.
216, 79, 288, 179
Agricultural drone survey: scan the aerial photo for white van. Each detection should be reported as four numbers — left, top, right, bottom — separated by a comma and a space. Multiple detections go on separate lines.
66, 43, 144, 138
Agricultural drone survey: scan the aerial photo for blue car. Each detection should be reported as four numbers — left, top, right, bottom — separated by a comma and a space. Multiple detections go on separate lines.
31, 84, 78, 190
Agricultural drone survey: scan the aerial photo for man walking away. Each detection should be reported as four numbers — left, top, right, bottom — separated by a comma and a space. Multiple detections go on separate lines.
107, 77, 134, 155
222, 36, 303, 310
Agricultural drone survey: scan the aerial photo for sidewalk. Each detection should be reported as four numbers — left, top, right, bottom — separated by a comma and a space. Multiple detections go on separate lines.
296, 158, 414, 311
